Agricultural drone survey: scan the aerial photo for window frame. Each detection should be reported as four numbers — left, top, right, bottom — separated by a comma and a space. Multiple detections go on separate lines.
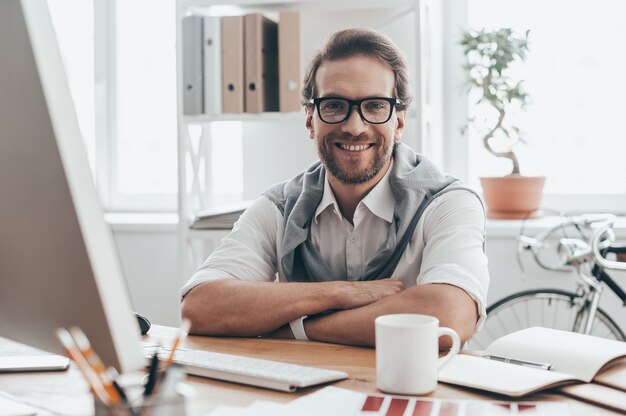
94, 0, 177, 213
441, 0, 626, 214
91, 0, 626, 214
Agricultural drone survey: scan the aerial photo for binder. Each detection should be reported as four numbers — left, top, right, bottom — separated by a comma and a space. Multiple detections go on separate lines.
244, 14, 279, 113
182, 16, 204, 115
203, 17, 221, 115
278, 12, 301, 112
221, 15, 245, 113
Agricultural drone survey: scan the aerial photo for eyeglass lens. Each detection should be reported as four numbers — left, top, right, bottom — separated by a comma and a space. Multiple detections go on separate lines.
318, 98, 392, 123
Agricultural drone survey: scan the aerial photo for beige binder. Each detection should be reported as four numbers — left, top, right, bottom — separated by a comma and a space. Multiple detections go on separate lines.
278, 12, 301, 112
221, 15, 245, 113
244, 13, 278, 113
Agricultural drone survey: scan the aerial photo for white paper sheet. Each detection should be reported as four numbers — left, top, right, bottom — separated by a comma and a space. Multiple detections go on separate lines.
0, 392, 38, 416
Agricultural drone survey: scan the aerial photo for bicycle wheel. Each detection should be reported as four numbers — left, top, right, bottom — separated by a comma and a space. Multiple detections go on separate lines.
468, 289, 626, 350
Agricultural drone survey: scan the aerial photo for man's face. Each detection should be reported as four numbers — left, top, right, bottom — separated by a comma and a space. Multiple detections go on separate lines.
305, 55, 405, 186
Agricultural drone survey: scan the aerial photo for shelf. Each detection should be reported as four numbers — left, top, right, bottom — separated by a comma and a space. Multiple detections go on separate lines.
185, 228, 231, 239
183, 111, 304, 124
182, 0, 417, 15
183, 108, 417, 125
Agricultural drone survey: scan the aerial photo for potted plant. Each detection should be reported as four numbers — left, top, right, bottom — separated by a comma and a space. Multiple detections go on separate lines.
460, 28, 545, 219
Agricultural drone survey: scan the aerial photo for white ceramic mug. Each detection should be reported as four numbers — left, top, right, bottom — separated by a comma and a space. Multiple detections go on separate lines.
375, 314, 461, 395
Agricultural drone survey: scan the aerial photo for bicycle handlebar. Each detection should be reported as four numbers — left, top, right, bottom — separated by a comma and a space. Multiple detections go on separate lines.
518, 213, 624, 272
592, 222, 626, 271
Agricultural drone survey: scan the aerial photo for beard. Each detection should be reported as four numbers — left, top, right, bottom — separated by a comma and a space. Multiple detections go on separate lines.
317, 132, 395, 185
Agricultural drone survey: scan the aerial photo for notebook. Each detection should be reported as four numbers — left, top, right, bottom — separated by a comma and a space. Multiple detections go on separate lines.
438, 327, 626, 399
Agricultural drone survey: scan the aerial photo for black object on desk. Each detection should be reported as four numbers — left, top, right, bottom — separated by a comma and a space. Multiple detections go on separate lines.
134, 312, 151, 335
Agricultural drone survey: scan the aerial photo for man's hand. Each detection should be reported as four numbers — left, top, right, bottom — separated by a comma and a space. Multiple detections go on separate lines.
181, 278, 404, 337
304, 283, 479, 348
333, 279, 405, 310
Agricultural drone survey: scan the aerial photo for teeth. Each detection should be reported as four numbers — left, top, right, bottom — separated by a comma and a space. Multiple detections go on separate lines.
339, 144, 370, 151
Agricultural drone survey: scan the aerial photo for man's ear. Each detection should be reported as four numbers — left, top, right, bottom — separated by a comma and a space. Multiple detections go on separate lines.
394, 109, 407, 143
305, 107, 315, 140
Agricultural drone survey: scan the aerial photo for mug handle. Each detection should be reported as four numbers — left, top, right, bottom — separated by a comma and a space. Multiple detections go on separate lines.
436, 327, 461, 370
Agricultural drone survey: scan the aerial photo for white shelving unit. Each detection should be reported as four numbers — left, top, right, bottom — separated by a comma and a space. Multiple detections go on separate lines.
175, 0, 443, 281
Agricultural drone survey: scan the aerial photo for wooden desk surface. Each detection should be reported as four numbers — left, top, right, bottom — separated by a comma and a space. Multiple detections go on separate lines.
0, 325, 620, 416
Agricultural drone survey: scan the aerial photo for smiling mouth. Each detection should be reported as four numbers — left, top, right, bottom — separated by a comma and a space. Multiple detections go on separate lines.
335, 143, 374, 152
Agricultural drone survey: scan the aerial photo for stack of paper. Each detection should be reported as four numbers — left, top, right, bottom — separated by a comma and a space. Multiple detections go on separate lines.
190, 201, 252, 230
206, 386, 570, 416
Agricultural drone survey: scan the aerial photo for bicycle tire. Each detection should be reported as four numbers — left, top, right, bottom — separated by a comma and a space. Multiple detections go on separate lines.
468, 289, 625, 350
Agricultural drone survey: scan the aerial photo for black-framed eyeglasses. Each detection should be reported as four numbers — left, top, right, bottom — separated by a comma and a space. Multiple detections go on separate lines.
309, 97, 402, 124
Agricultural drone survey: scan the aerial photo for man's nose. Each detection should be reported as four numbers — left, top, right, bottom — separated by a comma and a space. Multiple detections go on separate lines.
340, 105, 368, 136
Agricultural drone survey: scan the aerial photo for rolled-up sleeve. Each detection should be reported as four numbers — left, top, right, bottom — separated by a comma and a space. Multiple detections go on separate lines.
417, 190, 489, 331
180, 196, 281, 299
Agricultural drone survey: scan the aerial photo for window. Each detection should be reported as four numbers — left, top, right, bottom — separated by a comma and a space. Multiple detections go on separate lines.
106, 0, 178, 211
463, 0, 626, 211
49, 0, 178, 212
47, 0, 96, 172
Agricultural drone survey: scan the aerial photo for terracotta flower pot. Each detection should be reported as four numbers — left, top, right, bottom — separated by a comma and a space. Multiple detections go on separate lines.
480, 175, 546, 219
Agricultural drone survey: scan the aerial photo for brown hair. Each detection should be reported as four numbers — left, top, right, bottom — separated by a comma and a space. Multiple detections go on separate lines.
301, 28, 411, 111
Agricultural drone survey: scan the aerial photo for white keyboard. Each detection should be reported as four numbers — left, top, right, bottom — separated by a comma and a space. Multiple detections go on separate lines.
143, 346, 348, 392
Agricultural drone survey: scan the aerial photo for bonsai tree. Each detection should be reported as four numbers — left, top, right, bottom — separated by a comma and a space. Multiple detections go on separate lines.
460, 28, 530, 175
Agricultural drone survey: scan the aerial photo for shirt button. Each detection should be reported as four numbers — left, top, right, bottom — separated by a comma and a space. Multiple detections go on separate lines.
350, 235, 358, 243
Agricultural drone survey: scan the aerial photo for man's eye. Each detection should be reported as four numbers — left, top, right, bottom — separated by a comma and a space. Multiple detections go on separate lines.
364, 101, 388, 111
321, 100, 346, 111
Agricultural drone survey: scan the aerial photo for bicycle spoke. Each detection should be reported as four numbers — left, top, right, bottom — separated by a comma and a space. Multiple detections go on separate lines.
524, 299, 530, 328
594, 320, 610, 338
494, 312, 510, 337
549, 298, 559, 329
510, 303, 525, 330
481, 319, 500, 344
482, 290, 623, 346
566, 305, 576, 333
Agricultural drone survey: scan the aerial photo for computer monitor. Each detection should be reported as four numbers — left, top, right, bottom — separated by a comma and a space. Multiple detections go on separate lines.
0, 0, 143, 373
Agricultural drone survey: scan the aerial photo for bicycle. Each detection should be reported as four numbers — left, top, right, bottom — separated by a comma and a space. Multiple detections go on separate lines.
469, 213, 626, 350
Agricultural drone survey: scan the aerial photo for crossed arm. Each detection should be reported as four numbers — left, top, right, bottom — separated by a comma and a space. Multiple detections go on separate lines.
181, 278, 478, 348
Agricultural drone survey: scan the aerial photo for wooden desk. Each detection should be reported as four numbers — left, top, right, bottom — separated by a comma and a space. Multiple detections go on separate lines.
0, 325, 620, 415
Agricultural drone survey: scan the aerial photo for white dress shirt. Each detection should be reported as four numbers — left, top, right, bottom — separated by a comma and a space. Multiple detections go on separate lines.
181, 164, 490, 330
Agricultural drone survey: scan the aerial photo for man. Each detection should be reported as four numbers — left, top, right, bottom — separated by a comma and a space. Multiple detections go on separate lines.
181, 28, 489, 348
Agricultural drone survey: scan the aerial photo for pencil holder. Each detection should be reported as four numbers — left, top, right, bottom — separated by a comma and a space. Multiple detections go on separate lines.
93, 391, 186, 416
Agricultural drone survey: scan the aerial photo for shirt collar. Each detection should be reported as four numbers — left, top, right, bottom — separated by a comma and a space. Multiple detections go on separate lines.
314, 160, 395, 224
360, 160, 395, 223
314, 175, 342, 223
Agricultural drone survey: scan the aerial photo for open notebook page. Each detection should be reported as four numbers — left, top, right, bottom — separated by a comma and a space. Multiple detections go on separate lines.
438, 355, 574, 397
484, 327, 626, 381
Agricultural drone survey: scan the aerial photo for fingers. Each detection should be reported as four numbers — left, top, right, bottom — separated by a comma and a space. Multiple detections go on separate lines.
336, 279, 405, 310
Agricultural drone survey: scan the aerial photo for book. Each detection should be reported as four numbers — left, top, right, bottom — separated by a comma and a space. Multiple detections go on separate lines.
559, 382, 626, 413
438, 327, 626, 403
189, 201, 252, 230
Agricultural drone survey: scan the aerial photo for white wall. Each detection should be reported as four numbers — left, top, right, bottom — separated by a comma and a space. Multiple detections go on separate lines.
112, 225, 626, 332
111, 224, 181, 327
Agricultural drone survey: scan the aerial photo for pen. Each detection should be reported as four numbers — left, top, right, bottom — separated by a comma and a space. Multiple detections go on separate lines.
107, 368, 130, 404
144, 348, 161, 397
56, 328, 110, 404
483, 355, 552, 371
69, 327, 122, 405
166, 319, 191, 365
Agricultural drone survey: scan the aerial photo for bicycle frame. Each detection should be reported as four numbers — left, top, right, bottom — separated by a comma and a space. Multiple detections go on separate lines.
519, 214, 626, 336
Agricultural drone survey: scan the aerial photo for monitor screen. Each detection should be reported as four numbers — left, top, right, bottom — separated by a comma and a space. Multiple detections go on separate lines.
0, 0, 143, 373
